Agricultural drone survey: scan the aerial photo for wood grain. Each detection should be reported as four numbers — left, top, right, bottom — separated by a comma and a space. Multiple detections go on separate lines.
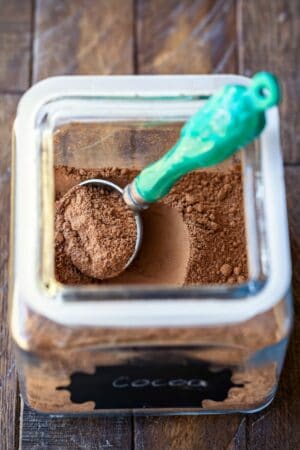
238, 0, 300, 164
134, 416, 246, 450
33, 0, 134, 82
20, 403, 132, 450
246, 167, 300, 450
0, 94, 20, 450
20, 0, 135, 448
0, 0, 32, 92
240, 1, 300, 444
134, 1, 249, 448
136, 0, 238, 74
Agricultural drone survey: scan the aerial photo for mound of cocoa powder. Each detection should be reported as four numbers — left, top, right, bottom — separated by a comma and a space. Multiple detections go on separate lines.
55, 164, 247, 285
56, 184, 137, 280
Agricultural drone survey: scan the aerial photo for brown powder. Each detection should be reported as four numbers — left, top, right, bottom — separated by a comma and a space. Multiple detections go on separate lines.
54, 164, 247, 285
165, 166, 247, 285
56, 184, 137, 280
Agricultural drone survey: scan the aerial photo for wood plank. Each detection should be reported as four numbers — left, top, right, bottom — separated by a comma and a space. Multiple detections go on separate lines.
246, 166, 300, 450
20, 0, 135, 447
0, 94, 20, 450
134, 1, 247, 449
240, 0, 300, 443
0, 0, 32, 92
238, 0, 300, 163
136, 0, 238, 74
33, 0, 134, 82
20, 403, 132, 450
135, 416, 246, 450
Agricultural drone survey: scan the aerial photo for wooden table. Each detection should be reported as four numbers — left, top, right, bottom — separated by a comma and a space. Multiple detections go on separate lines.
0, 1, 299, 448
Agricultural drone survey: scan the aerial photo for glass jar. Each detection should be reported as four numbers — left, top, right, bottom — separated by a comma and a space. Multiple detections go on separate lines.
10, 75, 292, 414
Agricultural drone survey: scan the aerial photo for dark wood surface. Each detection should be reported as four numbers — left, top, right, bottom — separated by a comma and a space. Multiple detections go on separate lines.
20, 404, 133, 450
136, 0, 238, 74
0, 94, 20, 450
0, 1, 299, 449
239, 0, 300, 163
0, 1, 32, 92
33, 0, 134, 81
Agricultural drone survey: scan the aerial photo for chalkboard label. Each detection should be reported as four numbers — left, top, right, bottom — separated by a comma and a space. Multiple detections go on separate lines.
57, 357, 243, 410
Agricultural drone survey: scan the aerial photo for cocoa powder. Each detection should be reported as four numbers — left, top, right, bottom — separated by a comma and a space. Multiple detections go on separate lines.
56, 184, 137, 280
54, 164, 247, 285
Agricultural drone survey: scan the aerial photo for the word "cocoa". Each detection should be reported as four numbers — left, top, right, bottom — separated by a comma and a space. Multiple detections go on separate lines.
112, 377, 208, 388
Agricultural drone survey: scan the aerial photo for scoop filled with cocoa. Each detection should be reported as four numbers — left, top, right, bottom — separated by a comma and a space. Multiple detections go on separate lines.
57, 72, 279, 280
55, 184, 139, 279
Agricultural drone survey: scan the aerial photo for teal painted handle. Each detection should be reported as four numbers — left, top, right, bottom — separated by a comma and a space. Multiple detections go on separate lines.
134, 72, 280, 203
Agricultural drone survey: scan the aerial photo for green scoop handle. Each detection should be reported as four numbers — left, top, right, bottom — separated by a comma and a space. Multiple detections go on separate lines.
133, 72, 280, 204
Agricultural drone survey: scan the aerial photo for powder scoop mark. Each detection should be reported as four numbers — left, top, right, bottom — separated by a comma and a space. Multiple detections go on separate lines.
55, 185, 137, 279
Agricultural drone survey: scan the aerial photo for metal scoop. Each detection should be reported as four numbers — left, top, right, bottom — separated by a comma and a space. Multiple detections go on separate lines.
79, 72, 280, 272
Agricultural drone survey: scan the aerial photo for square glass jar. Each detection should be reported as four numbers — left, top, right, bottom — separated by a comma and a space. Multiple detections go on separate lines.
10, 75, 292, 414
